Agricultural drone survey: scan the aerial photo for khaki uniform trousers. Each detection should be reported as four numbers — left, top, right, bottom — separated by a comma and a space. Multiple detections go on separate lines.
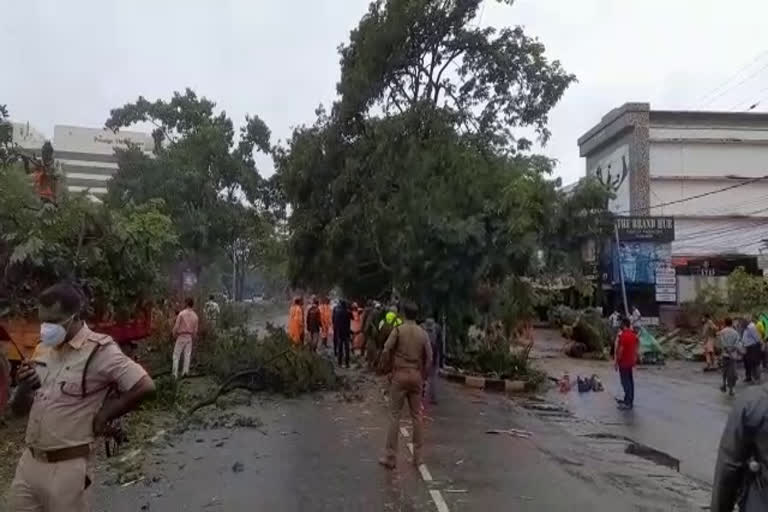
9, 449, 90, 511
385, 368, 424, 462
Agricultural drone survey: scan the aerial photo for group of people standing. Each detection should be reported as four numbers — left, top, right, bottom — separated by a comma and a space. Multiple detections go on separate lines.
286, 296, 443, 468
287, 296, 356, 367
702, 313, 767, 396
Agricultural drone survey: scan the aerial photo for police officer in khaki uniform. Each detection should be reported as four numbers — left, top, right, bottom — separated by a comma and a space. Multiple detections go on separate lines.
379, 300, 432, 469
8, 283, 155, 511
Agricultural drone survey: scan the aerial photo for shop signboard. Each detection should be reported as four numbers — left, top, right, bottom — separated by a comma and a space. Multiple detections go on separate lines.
616, 216, 675, 243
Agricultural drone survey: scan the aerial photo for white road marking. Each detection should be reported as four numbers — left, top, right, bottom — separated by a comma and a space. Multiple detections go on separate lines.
430, 490, 450, 512
401, 430, 449, 510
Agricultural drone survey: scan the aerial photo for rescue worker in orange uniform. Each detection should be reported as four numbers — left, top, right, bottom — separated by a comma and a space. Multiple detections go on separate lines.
319, 296, 333, 349
351, 302, 364, 354
8, 282, 155, 511
287, 297, 305, 345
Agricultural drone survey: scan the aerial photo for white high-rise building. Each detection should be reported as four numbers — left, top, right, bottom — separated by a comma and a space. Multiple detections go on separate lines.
10, 122, 48, 152
54, 125, 153, 196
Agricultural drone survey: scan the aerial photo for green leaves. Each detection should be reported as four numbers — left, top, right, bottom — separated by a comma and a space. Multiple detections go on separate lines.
334, 0, 575, 151
0, 150, 178, 316
105, 91, 277, 273
9, 237, 44, 265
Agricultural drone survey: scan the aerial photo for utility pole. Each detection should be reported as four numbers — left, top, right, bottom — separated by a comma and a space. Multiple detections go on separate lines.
613, 219, 630, 318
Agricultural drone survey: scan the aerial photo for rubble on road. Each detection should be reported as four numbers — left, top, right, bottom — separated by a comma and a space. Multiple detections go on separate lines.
652, 328, 706, 361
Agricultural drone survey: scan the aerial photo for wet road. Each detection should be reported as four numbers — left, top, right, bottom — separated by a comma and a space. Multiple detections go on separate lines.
93, 357, 708, 511
533, 328, 734, 486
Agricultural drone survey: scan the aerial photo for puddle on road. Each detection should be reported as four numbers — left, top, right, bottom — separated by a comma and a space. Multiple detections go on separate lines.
582, 433, 681, 472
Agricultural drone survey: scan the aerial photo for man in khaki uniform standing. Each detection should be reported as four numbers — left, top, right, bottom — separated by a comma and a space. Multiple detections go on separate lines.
379, 300, 432, 469
172, 297, 198, 379
8, 282, 156, 511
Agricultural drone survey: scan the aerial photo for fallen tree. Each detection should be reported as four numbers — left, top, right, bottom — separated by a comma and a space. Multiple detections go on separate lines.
182, 326, 339, 416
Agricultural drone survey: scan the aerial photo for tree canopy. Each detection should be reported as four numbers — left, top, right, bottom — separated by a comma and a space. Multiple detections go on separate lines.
105, 89, 278, 277
277, 0, 580, 318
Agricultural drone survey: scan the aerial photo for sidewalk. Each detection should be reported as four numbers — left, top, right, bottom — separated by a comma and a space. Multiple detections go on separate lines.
531, 328, 734, 485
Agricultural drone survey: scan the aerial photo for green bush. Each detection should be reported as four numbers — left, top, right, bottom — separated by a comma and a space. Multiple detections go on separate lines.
456, 345, 544, 384
198, 325, 338, 396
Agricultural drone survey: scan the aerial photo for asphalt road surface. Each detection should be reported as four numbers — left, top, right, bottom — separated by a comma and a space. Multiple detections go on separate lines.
93, 358, 710, 511
533, 328, 734, 485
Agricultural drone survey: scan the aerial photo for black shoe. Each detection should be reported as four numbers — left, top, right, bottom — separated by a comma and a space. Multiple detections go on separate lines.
729, 389, 735, 396
720, 385, 727, 393
617, 403, 633, 410
615, 397, 626, 404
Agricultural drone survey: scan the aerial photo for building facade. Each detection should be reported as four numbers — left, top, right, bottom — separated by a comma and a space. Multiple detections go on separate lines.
11, 122, 48, 152
54, 125, 153, 196
579, 103, 768, 303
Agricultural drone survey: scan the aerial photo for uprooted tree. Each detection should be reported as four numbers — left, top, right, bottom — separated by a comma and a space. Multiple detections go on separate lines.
277, 0, 577, 339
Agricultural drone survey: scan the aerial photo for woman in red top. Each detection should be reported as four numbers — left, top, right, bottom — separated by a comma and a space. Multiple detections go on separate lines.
615, 318, 639, 410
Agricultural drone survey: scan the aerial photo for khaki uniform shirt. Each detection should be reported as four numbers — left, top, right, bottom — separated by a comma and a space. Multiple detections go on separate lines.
384, 320, 432, 374
25, 324, 148, 450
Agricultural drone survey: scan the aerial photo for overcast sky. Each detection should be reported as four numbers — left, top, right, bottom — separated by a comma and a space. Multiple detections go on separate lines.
3, 0, 768, 183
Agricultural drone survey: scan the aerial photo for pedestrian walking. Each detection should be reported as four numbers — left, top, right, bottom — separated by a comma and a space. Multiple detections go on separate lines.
615, 318, 639, 410
422, 316, 442, 405
742, 315, 762, 384
333, 299, 352, 368
306, 298, 322, 352
630, 305, 642, 330
379, 300, 432, 469
172, 297, 199, 379
702, 313, 718, 371
718, 317, 740, 396
711, 385, 768, 511
8, 282, 155, 511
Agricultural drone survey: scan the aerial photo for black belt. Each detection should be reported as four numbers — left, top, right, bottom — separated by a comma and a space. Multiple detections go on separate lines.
29, 444, 90, 463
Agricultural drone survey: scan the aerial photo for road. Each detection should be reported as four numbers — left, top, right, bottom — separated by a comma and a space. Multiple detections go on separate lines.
532, 328, 734, 486
93, 347, 710, 511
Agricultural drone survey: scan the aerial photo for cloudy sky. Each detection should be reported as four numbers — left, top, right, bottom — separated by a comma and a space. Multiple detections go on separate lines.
3, 0, 768, 183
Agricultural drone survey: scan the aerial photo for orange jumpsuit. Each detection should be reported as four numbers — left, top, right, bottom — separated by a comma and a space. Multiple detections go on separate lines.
351, 308, 364, 351
288, 304, 304, 345
319, 303, 333, 342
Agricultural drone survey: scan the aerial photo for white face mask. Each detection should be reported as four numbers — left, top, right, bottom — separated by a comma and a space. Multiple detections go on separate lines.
40, 316, 74, 347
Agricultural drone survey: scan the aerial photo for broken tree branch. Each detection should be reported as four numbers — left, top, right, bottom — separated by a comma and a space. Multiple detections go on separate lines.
185, 349, 291, 417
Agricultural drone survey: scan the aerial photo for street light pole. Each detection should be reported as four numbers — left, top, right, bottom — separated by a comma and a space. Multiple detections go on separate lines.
614, 219, 630, 318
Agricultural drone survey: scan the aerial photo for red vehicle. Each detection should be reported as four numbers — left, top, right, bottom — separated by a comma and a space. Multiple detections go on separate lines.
0, 307, 152, 413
